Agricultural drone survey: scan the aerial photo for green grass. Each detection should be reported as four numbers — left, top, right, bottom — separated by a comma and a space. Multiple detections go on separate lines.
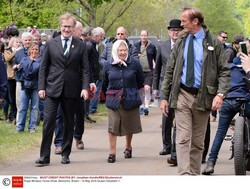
0, 103, 108, 164
0, 121, 43, 164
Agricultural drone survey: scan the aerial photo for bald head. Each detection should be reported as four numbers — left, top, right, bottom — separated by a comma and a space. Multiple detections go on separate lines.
116, 26, 127, 40
74, 21, 84, 39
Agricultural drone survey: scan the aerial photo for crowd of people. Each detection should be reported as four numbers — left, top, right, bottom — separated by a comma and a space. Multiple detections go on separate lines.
1, 7, 250, 175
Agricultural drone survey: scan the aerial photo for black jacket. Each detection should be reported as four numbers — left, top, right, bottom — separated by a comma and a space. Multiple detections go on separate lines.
38, 36, 90, 98
87, 39, 100, 82
132, 41, 157, 72
0, 53, 7, 99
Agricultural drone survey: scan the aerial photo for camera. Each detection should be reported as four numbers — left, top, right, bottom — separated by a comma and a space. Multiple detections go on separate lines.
240, 41, 248, 55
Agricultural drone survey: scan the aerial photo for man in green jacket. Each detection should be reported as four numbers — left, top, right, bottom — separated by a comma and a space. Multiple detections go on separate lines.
160, 7, 230, 175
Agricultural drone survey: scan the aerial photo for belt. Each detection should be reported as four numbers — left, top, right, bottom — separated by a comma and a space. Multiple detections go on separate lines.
180, 83, 199, 95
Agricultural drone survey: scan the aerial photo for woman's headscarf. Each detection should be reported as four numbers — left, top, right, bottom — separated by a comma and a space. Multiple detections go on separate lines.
111, 40, 129, 67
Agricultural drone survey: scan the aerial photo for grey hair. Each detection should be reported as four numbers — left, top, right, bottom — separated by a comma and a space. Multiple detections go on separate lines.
21, 32, 33, 40
91, 27, 105, 36
82, 26, 92, 36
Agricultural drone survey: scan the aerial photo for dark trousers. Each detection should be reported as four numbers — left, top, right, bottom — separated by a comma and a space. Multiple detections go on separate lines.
84, 99, 90, 116
211, 110, 217, 118
54, 98, 85, 147
3, 80, 16, 120
40, 95, 77, 158
203, 117, 211, 160
161, 108, 174, 149
171, 117, 210, 160
74, 98, 85, 140
54, 103, 63, 148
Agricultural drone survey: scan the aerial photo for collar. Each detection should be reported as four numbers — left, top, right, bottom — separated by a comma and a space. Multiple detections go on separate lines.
61, 35, 73, 42
193, 28, 205, 39
170, 39, 175, 48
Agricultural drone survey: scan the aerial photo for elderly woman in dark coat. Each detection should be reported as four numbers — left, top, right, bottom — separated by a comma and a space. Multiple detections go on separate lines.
103, 40, 144, 163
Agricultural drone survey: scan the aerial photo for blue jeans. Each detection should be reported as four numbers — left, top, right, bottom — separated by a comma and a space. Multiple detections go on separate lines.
208, 98, 250, 162
16, 89, 39, 131
89, 80, 102, 114
38, 99, 45, 121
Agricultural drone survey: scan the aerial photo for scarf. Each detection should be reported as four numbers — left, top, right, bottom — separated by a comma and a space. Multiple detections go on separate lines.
111, 40, 129, 67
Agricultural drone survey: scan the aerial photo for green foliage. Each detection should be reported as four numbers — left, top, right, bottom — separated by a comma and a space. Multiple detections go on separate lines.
235, 0, 250, 36
0, 0, 71, 28
0, 0, 249, 39
194, 0, 245, 41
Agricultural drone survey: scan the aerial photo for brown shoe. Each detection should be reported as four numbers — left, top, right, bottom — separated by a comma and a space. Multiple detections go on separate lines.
76, 140, 84, 150
55, 146, 62, 155
167, 157, 177, 166
12, 119, 16, 125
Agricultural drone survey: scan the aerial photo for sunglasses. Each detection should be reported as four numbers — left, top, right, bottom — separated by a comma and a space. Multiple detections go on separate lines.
220, 36, 228, 39
117, 33, 124, 36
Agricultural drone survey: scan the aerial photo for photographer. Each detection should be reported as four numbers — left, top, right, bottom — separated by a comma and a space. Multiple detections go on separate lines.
203, 39, 250, 175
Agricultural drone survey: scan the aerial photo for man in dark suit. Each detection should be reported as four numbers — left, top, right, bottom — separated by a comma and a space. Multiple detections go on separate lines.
36, 13, 90, 165
153, 19, 183, 156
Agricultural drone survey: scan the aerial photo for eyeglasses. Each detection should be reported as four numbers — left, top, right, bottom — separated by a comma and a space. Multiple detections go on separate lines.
220, 36, 228, 39
169, 28, 182, 32
117, 33, 124, 36
61, 25, 74, 29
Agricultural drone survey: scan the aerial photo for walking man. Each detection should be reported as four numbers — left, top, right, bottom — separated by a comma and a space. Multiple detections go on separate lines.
160, 7, 230, 175
36, 13, 90, 165
153, 19, 183, 155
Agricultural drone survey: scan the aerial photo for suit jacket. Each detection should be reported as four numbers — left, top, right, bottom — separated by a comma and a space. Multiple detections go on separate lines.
153, 39, 172, 90
38, 35, 90, 98
87, 39, 100, 82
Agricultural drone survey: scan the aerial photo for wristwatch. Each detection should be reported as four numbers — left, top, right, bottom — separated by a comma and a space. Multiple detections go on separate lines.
217, 93, 225, 99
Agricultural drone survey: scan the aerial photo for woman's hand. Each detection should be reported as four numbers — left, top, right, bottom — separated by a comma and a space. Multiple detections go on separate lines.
12, 64, 19, 70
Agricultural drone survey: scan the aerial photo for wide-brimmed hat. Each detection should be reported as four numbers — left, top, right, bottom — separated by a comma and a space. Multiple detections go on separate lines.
167, 19, 183, 29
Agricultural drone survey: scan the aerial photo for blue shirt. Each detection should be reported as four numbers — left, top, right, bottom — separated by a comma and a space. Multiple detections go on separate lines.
181, 28, 205, 88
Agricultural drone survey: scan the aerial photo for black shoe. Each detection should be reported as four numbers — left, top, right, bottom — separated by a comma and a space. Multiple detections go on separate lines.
202, 161, 215, 175
61, 156, 70, 164
107, 154, 116, 163
35, 157, 50, 165
144, 108, 149, 116
124, 149, 132, 158
159, 148, 171, 155
86, 115, 96, 123
167, 157, 177, 166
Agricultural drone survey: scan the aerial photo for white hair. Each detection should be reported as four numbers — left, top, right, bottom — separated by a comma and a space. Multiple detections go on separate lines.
91, 27, 105, 36
21, 32, 33, 40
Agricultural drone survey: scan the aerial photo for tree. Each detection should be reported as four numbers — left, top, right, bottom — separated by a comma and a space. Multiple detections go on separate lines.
64, 0, 134, 32
194, 0, 244, 41
0, 0, 69, 28
235, 0, 250, 36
